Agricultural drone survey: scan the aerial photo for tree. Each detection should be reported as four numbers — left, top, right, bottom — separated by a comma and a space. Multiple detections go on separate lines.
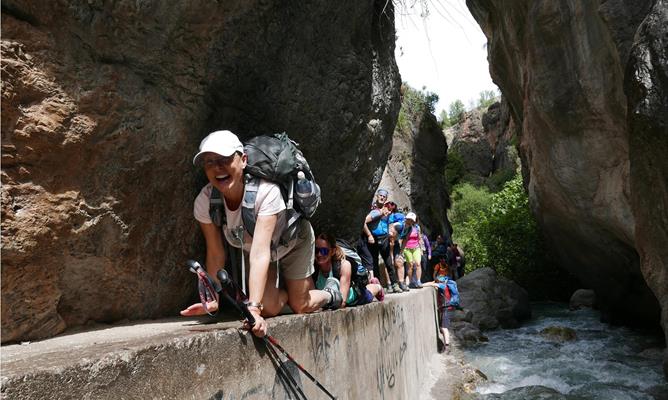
438, 109, 450, 128
477, 89, 498, 109
448, 99, 465, 124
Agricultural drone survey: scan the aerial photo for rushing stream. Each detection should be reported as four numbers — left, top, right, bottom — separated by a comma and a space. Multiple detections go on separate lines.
461, 302, 667, 400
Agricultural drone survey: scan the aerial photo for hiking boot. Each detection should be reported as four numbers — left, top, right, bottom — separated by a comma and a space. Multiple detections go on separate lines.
408, 282, 419, 289
323, 277, 343, 310
391, 283, 402, 294
399, 282, 410, 292
384, 285, 394, 294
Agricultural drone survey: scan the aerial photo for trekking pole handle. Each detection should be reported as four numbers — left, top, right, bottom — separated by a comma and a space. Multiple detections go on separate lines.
217, 270, 256, 326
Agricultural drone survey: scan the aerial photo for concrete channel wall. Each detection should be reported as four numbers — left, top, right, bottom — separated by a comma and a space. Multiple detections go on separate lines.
1, 289, 440, 399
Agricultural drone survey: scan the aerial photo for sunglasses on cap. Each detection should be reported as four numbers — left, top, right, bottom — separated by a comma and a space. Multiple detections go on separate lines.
315, 247, 330, 256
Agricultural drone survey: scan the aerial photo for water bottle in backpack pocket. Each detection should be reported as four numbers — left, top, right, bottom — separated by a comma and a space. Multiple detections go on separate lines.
294, 171, 321, 218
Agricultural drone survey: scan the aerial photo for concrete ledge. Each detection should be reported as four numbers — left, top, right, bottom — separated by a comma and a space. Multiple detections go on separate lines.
1, 289, 440, 399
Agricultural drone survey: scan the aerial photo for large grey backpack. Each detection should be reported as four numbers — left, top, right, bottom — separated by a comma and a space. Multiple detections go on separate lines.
210, 132, 321, 247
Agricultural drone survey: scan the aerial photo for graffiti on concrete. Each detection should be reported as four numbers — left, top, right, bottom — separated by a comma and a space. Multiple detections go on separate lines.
206, 383, 265, 400
375, 303, 409, 398
308, 323, 340, 365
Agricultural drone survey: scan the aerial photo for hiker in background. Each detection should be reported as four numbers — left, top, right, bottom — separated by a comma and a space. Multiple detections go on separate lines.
426, 234, 448, 283
415, 215, 430, 287
387, 202, 408, 293
453, 243, 465, 280
371, 188, 389, 210
313, 233, 384, 306
182, 130, 342, 337
420, 229, 431, 285
361, 202, 401, 294
423, 276, 452, 352
432, 255, 451, 281
400, 212, 423, 289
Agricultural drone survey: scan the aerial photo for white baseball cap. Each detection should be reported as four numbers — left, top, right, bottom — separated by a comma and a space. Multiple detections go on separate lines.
193, 130, 244, 165
406, 212, 417, 221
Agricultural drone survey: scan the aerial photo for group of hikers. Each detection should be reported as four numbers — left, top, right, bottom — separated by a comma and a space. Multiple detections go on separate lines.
180, 130, 464, 348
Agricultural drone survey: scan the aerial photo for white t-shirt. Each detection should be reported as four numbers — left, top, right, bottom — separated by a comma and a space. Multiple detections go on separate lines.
194, 180, 297, 260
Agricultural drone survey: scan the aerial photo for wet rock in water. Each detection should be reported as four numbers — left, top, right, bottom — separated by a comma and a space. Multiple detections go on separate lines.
479, 385, 569, 400
540, 326, 577, 342
569, 289, 596, 310
452, 321, 487, 346
451, 308, 474, 323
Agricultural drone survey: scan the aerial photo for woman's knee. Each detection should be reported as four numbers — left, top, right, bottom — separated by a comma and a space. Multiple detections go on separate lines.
261, 289, 287, 317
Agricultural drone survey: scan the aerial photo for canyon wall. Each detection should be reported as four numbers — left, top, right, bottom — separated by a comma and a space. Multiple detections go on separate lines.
1, 0, 401, 342
467, 0, 667, 374
380, 86, 450, 237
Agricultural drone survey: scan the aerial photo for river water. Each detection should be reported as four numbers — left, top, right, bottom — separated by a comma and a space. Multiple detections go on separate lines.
459, 302, 667, 400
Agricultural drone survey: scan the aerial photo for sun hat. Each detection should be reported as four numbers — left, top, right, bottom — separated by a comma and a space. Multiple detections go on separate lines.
406, 212, 417, 221
193, 130, 244, 165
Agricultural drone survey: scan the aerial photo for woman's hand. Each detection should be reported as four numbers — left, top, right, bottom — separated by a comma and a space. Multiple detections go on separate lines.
180, 298, 219, 316
248, 308, 268, 337
367, 235, 375, 244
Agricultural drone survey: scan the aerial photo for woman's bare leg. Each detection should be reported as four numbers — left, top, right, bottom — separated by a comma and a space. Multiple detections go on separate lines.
285, 277, 332, 314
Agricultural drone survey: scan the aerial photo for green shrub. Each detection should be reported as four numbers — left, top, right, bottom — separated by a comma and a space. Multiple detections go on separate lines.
449, 182, 492, 227
451, 173, 574, 300
445, 151, 466, 189
486, 167, 516, 192
397, 83, 439, 134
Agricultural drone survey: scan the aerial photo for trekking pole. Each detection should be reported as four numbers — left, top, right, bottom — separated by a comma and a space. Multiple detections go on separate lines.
265, 335, 337, 400
217, 270, 337, 400
186, 260, 220, 316
216, 270, 308, 400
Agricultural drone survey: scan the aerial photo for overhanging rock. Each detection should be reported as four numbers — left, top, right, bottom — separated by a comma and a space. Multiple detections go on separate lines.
1, 289, 439, 399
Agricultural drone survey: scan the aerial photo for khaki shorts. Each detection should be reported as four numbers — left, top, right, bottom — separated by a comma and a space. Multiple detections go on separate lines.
277, 218, 315, 280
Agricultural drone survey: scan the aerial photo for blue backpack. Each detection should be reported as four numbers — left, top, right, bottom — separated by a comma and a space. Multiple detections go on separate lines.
445, 278, 460, 308
437, 276, 460, 308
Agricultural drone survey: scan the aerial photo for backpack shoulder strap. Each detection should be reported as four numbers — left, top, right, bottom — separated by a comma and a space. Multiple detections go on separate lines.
210, 187, 225, 227
241, 175, 260, 237
241, 175, 301, 248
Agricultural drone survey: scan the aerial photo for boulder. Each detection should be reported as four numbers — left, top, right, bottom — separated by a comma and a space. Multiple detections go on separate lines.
457, 267, 531, 331
540, 326, 577, 343
569, 289, 597, 310
451, 321, 487, 346
1, 0, 401, 342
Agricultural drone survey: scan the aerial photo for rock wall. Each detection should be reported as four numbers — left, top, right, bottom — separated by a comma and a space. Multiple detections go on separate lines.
1, 0, 401, 342
379, 86, 450, 236
445, 99, 519, 186
466, 0, 666, 367
624, 0, 668, 376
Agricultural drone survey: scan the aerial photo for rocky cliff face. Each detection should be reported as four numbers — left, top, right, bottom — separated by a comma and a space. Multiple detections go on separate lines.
467, 0, 666, 373
1, 0, 401, 342
446, 99, 519, 187
379, 86, 449, 236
